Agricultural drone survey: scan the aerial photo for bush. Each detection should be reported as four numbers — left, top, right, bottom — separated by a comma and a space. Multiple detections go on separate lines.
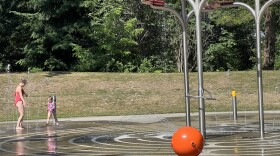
139, 58, 154, 73
29, 67, 43, 73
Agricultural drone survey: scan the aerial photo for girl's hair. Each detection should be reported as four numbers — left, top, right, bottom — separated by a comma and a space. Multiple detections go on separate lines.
20, 77, 27, 84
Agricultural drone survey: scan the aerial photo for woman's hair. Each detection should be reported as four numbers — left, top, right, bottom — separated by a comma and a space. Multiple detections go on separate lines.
20, 77, 27, 84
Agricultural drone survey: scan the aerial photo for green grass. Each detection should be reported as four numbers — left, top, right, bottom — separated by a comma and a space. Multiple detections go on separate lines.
0, 71, 280, 122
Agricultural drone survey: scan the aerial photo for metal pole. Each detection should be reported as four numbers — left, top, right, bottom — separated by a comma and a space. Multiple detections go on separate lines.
195, 0, 206, 138
52, 95, 56, 104
180, 0, 191, 126
231, 90, 237, 120
52, 95, 56, 125
255, 0, 265, 138
255, 0, 280, 138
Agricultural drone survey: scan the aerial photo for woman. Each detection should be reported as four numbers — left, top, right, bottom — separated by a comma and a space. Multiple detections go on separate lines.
14, 78, 28, 130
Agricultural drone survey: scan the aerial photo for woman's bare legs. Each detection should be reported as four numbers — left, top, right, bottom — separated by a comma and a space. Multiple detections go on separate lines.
16, 102, 24, 129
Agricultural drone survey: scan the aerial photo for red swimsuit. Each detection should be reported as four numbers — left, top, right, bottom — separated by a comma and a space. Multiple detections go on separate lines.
14, 91, 22, 106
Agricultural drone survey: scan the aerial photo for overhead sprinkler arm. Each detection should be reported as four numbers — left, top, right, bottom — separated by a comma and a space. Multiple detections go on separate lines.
141, 0, 165, 7
141, 0, 183, 28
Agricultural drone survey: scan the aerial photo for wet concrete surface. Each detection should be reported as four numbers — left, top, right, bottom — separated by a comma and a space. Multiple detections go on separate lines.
1, 111, 280, 155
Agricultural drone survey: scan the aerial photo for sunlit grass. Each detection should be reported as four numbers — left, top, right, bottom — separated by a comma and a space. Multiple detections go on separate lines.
0, 71, 279, 122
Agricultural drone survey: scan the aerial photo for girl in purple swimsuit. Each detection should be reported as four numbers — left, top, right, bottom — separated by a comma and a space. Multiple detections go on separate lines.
46, 96, 59, 125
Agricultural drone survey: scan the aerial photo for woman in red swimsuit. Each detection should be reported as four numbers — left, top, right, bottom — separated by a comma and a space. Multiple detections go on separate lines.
14, 78, 28, 130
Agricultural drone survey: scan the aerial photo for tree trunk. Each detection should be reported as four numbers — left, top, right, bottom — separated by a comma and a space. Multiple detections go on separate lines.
176, 41, 183, 73
263, 7, 276, 70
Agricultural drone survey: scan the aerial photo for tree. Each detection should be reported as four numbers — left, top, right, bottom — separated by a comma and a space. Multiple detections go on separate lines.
135, 1, 180, 72
18, 0, 94, 71
0, 0, 31, 71
204, 7, 256, 71
263, 5, 277, 70
204, 29, 238, 71
89, 0, 144, 72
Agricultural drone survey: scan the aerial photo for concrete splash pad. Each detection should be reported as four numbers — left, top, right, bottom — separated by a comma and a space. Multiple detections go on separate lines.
0, 112, 280, 155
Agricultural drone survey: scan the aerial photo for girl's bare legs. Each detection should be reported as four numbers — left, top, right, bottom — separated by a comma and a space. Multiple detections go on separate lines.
16, 102, 24, 129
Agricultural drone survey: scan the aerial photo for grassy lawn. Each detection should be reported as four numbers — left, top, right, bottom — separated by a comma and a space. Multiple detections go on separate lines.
0, 71, 280, 122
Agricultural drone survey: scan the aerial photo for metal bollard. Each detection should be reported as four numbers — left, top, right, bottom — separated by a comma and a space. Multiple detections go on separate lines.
52, 95, 56, 105
231, 90, 237, 120
52, 95, 56, 124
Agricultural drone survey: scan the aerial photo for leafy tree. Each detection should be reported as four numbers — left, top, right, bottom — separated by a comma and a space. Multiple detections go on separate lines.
87, 0, 144, 72
16, 0, 144, 72
0, 0, 31, 71
1, 0, 279, 72
16, 0, 96, 71
137, 0, 183, 72
204, 29, 238, 71
204, 7, 256, 71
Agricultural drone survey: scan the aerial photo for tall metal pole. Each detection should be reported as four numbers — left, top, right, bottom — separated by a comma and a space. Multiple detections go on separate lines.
180, 0, 191, 126
255, 0, 280, 138
255, 0, 265, 138
195, 0, 206, 138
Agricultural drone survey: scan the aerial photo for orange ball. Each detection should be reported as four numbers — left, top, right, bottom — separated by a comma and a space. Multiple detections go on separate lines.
171, 126, 204, 156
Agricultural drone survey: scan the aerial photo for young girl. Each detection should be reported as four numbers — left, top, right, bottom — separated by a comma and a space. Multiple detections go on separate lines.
46, 96, 59, 125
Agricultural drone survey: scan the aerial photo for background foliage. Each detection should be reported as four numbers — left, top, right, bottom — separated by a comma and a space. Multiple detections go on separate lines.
0, 0, 279, 72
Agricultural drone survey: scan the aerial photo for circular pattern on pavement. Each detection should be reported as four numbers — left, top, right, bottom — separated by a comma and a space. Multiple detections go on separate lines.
1, 113, 280, 155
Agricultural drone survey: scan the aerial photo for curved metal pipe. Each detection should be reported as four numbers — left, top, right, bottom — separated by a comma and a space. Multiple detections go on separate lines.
150, 5, 185, 28
198, 0, 210, 12
233, 2, 256, 18
186, 10, 195, 24
186, 0, 196, 12
150, 4, 192, 127
259, 0, 280, 20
